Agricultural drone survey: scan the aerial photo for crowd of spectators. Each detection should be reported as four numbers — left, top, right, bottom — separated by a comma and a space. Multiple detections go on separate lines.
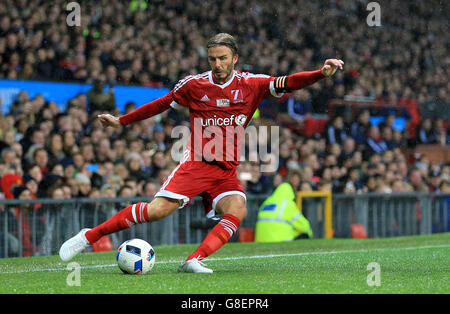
0, 1, 448, 113
0, 0, 449, 204
1, 87, 448, 206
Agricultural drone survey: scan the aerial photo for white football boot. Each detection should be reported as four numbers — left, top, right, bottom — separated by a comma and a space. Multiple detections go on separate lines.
178, 257, 213, 274
59, 228, 91, 261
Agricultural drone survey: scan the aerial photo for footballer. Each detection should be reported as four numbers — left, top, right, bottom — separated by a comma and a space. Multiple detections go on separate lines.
59, 33, 343, 273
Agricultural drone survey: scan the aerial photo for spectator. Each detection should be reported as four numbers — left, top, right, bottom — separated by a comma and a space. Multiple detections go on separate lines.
112, 139, 127, 164
255, 182, 312, 242
81, 143, 96, 164
428, 170, 442, 193
94, 138, 113, 163
381, 126, 397, 150
140, 150, 153, 174
435, 119, 448, 146
37, 173, 63, 198
0, 172, 24, 199
408, 168, 428, 192
24, 164, 43, 184
246, 163, 271, 195
23, 175, 38, 199
62, 131, 77, 155
392, 129, 407, 148
347, 167, 364, 192
285, 169, 301, 194
20, 126, 45, 157
285, 89, 312, 121
46, 133, 66, 164
101, 184, 117, 198
378, 114, 396, 132
118, 185, 134, 198
12, 186, 35, 256
351, 109, 371, 146
126, 152, 148, 182
32, 147, 49, 176
1, 147, 16, 165
364, 126, 387, 158
87, 77, 116, 114
339, 138, 356, 166
299, 181, 313, 192
330, 166, 344, 193
75, 173, 92, 198
142, 180, 160, 197
326, 116, 348, 145
152, 124, 168, 152
418, 118, 439, 144
150, 150, 168, 179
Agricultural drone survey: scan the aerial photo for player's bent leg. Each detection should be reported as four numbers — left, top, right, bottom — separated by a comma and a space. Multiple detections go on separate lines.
179, 194, 246, 273
146, 196, 180, 221
83, 201, 152, 245
59, 197, 180, 262
215, 194, 247, 221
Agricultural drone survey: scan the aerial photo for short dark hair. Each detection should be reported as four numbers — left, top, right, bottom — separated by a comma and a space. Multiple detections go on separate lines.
206, 33, 238, 55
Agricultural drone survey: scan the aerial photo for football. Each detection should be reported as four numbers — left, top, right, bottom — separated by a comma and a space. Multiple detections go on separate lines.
116, 239, 156, 274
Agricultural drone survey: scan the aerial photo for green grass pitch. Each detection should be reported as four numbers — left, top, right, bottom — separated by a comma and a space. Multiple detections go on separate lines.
0, 233, 448, 294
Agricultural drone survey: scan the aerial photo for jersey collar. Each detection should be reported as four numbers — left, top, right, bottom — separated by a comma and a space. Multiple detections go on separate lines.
208, 70, 236, 89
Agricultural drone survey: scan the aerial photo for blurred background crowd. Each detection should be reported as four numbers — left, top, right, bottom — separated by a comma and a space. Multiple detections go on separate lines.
0, 0, 449, 203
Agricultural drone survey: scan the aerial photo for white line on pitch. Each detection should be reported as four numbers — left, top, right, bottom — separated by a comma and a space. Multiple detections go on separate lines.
1, 244, 448, 274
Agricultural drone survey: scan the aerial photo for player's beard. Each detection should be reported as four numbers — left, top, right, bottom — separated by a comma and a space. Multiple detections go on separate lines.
213, 63, 234, 84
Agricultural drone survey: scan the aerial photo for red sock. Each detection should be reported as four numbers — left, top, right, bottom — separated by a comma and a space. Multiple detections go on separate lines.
186, 214, 241, 261
85, 202, 150, 244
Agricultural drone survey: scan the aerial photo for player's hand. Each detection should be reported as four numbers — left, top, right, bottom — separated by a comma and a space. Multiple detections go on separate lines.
321, 59, 344, 77
97, 114, 122, 128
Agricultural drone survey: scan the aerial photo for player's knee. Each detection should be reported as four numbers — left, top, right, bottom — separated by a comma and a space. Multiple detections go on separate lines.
232, 196, 247, 220
147, 197, 179, 221
224, 203, 247, 221
217, 194, 247, 221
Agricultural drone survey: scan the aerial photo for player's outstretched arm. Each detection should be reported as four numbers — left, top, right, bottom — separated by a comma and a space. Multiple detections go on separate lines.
98, 93, 173, 128
273, 59, 344, 92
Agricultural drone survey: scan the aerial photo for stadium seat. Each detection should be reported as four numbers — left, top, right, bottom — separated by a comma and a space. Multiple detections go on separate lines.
303, 117, 328, 137
92, 235, 114, 252
351, 224, 369, 239
238, 227, 255, 242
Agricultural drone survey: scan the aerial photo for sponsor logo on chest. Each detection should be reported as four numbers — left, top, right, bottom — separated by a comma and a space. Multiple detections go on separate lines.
199, 114, 247, 127
216, 99, 230, 107
208, 89, 243, 107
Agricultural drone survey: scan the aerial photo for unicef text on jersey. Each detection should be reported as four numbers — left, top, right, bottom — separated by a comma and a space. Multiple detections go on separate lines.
169, 120, 279, 173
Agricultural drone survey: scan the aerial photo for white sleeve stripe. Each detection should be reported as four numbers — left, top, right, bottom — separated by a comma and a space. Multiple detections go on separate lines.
174, 72, 209, 93
131, 204, 137, 224
174, 76, 195, 93
241, 73, 270, 79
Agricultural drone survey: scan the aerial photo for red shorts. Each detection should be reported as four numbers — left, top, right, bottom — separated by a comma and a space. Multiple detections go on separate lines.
154, 151, 246, 218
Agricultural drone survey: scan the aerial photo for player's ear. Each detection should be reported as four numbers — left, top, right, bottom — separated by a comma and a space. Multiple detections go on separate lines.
233, 54, 238, 66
